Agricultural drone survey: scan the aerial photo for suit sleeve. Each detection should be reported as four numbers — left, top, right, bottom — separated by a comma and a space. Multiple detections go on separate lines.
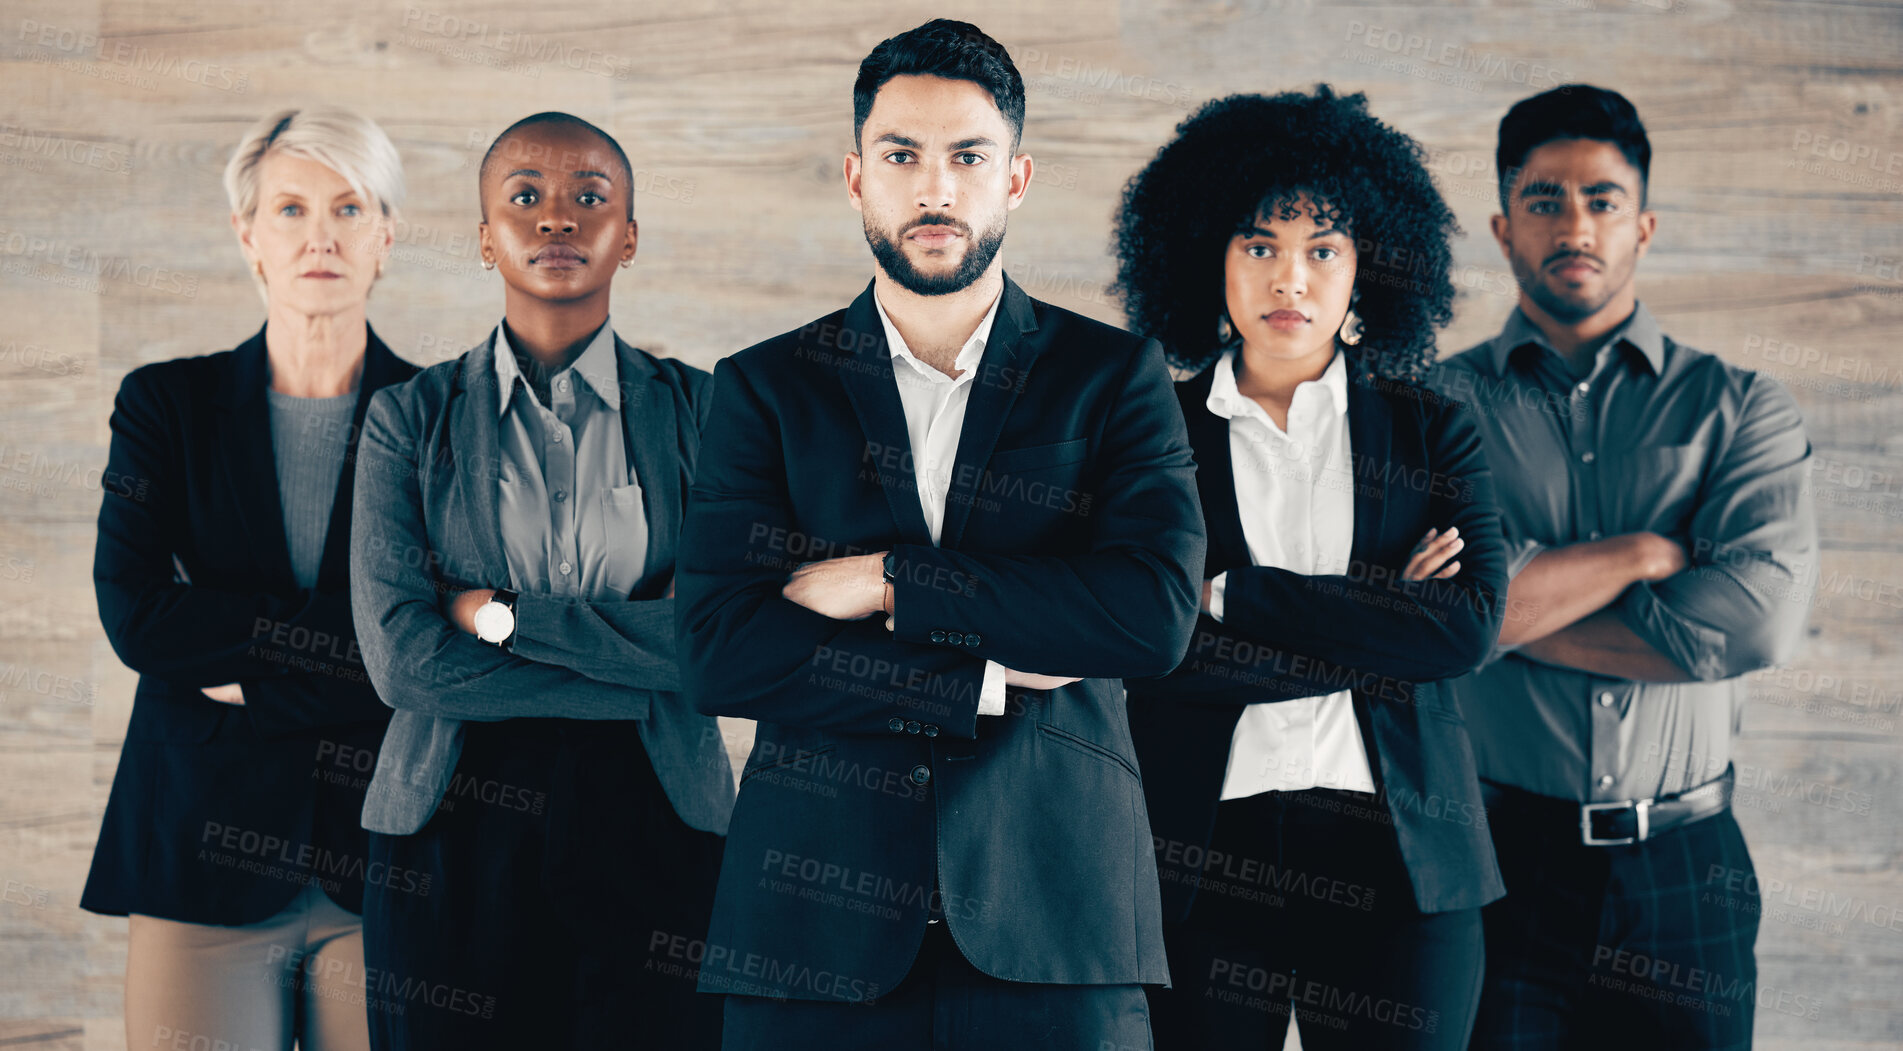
1143, 398, 1507, 703
1613, 374, 1816, 680
92, 366, 383, 735
676, 357, 989, 739
883, 338, 1207, 680
350, 388, 651, 722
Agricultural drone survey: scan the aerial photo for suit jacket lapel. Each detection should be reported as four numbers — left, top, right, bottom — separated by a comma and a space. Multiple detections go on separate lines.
939, 275, 1042, 552
315, 327, 410, 592
450, 333, 511, 587
1179, 365, 1251, 572
835, 282, 933, 547
217, 326, 297, 592
616, 336, 680, 595
1345, 371, 1391, 567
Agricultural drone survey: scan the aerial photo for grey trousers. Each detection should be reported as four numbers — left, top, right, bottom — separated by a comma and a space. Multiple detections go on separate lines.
125, 881, 371, 1051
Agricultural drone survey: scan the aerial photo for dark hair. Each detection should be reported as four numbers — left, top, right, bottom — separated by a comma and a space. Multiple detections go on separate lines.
1113, 85, 1459, 381
1496, 84, 1650, 211
853, 20, 1025, 151
479, 112, 635, 220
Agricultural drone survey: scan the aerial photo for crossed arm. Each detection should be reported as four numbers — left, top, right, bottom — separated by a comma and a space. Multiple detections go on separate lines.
350, 391, 685, 721
1497, 376, 1816, 683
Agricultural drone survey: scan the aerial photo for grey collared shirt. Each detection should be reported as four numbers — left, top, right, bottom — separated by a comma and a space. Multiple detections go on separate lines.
1431, 302, 1817, 803
493, 318, 647, 602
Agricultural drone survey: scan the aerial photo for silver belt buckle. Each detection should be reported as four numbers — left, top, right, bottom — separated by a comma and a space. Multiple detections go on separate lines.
1581, 798, 1650, 846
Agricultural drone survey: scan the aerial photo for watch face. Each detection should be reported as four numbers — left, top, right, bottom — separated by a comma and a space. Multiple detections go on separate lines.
474, 601, 513, 643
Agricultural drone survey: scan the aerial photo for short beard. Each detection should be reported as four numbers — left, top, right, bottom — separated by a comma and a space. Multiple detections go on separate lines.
866, 214, 1006, 296
1510, 250, 1624, 324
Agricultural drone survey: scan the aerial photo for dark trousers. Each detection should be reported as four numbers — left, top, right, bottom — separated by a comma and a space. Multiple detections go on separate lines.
1150, 787, 1484, 1051
1470, 788, 1760, 1050
720, 919, 1153, 1051
363, 718, 726, 1050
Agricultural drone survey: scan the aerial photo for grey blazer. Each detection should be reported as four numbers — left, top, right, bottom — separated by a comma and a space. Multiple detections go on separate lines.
351, 331, 735, 836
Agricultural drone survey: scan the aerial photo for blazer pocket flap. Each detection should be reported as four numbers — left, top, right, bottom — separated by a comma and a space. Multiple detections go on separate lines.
987, 438, 1089, 475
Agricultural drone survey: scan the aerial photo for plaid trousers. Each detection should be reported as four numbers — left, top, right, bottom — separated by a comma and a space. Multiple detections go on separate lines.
1470, 789, 1761, 1050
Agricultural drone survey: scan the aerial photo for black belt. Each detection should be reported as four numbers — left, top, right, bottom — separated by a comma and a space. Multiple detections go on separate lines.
1481, 766, 1734, 847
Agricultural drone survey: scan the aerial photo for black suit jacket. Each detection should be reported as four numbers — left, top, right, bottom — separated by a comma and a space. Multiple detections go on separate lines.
83, 325, 418, 923
678, 277, 1206, 1000
1128, 362, 1508, 920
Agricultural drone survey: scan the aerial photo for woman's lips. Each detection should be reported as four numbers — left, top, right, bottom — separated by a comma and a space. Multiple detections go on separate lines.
1264, 309, 1309, 330
300, 271, 343, 279
532, 244, 586, 268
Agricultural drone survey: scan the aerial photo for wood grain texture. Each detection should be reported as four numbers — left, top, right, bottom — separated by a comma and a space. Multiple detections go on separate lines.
1, 2, 1898, 1048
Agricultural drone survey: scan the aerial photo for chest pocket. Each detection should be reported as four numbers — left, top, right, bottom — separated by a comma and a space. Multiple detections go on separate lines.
1607, 443, 1704, 535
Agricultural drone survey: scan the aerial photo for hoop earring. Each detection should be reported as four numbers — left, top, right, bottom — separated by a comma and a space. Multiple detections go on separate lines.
619, 259, 632, 269
1338, 309, 1364, 347
1216, 312, 1236, 346
481, 259, 496, 271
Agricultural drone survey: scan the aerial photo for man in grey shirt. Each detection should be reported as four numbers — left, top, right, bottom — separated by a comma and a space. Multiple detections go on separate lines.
1433, 86, 1816, 1049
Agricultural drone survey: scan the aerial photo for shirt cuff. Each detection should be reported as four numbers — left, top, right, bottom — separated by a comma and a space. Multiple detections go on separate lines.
977, 660, 1008, 716
1207, 571, 1228, 623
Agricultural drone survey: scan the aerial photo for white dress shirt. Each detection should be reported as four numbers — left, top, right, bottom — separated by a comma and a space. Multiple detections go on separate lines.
1206, 348, 1376, 798
872, 289, 1010, 716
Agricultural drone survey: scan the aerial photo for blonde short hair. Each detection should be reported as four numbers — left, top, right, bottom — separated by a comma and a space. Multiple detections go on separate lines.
225, 107, 405, 302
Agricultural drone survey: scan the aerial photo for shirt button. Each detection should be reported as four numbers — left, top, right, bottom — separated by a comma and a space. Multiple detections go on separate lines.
1598, 774, 1615, 789
556, 378, 569, 393
910, 765, 932, 786
923, 724, 940, 737
559, 561, 572, 576
553, 490, 567, 503
1598, 692, 1614, 707
905, 720, 921, 735
888, 717, 905, 733
1576, 381, 1591, 394
1580, 451, 1596, 464
929, 630, 948, 644
551, 432, 563, 444
965, 633, 982, 647
946, 631, 965, 646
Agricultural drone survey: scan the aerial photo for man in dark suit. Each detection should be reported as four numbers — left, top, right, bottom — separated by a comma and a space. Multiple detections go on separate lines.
675, 19, 1206, 1051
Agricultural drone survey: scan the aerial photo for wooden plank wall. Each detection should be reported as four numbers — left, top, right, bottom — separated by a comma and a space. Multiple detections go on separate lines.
0, 1, 1897, 1047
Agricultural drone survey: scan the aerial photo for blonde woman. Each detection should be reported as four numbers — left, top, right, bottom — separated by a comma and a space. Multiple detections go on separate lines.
84, 107, 416, 1051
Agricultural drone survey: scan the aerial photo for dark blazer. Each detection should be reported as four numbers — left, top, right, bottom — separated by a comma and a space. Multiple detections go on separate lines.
83, 325, 418, 924
677, 276, 1206, 1001
350, 330, 735, 838
1128, 361, 1509, 921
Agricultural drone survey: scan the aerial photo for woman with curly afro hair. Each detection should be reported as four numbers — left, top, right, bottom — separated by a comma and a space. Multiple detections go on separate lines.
1120, 86, 1510, 1049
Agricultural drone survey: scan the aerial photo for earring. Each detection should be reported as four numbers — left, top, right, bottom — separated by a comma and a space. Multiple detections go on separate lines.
374, 259, 384, 279
253, 260, 264, 281
1216, 313, 1236, 345
481, 259, 496, 271
619, 259, 632, 269
1338, 309, 1363, 346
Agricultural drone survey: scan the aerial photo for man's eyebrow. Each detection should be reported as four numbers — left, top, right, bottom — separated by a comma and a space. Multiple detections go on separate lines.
1520, 178, 1566, 197
950, 137, 999, 150
873, 133, 920, 149
1581, 180, 1627, 195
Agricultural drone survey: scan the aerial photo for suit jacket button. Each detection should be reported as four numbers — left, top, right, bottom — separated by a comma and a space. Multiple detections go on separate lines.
946, 631, 965, 645
923, 724, 939, 737
965, 633, 982, 646
905, 720, 921, 734
930, 630, 948, 644
888, 717, 905, 733
909, 765, 932, 785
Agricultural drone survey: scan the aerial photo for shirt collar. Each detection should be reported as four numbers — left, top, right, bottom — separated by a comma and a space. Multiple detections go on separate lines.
1205, 347, 1350, 422
493, 317, 620, 418
1490, 301, 1665, 377
872, 287, 1004, 382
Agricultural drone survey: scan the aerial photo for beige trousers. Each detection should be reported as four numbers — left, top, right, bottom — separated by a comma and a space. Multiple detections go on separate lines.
124, 882, 371, 1051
